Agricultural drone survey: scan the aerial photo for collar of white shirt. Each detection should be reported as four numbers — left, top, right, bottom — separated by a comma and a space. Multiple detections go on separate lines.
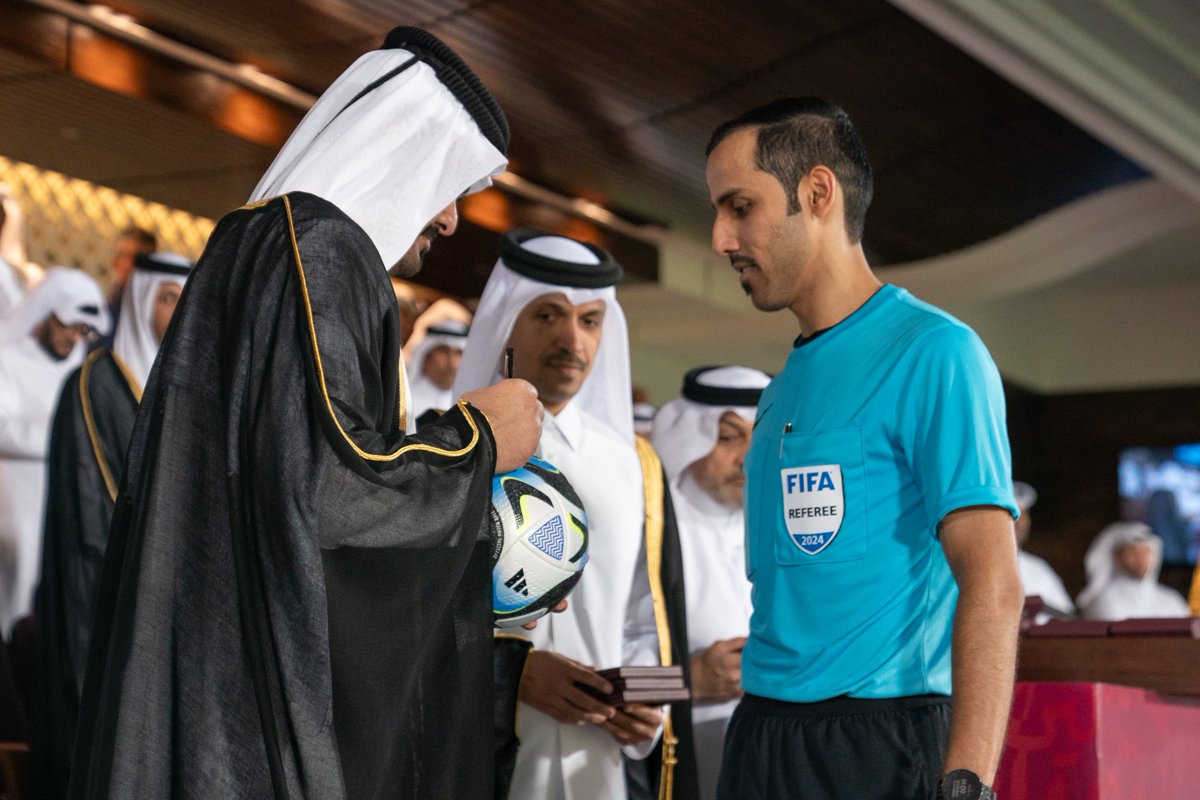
542, 400, 584, 453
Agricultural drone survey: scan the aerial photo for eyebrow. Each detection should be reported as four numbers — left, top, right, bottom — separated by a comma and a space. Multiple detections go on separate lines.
712, 188, 744, 210
533, 298, 604, 315
531, 301, 567, 316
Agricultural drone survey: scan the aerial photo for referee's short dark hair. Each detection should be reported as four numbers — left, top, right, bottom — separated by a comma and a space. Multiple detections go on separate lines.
707, 98, 873, 244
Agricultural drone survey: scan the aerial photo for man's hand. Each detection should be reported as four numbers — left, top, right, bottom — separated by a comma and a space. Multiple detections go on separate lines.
518, 650, 616, 726
599, 702, 663, 746
461, 379, 542, 473
690, 636, 747, 702
520, 599, 567, 630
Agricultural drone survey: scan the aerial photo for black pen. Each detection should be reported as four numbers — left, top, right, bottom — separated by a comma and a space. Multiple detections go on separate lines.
504, 347, 514, 379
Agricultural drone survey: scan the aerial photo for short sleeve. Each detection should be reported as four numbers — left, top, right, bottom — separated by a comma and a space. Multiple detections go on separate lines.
896, 322, 1017, 531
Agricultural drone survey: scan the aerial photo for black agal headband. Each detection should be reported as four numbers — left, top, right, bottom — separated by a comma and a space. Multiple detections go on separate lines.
370, 27, 510, 155
323, 27, 509, 156
134, 252, 192, 277
500, 228, 623, 289
682, 366, 765, 407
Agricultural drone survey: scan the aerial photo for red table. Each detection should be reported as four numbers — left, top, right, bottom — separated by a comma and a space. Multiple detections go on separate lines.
999, 617, 1200, 799
997, 681, 1200, 799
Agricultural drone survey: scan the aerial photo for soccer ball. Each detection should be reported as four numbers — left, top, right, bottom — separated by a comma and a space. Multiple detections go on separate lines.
490, 456, 589, 629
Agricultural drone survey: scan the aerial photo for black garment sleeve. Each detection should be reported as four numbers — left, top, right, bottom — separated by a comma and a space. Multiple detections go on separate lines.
493, 635, 532, 800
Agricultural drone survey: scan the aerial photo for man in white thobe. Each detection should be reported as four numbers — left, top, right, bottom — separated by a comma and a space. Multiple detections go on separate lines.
406, 319, 468, 419
651, 365, 768, 800
1012, 481, 1075, 620
0, 267, 108, 635
1077, 521, 1189, 621
455, 229, 666, 800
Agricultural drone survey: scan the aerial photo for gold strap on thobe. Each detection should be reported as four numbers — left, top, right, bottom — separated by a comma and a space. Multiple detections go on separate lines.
634, 434, 678, 800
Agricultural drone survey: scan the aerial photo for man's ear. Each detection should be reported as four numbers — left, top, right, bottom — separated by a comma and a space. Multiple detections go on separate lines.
805, 166, 837, 221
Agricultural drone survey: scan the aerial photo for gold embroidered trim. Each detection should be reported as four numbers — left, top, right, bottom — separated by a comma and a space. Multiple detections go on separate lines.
80, 349, 119, 503
282, 194, 479, 462
238, 196, 276, 210
397, 348, 409, 433
634, 434, 678, 800
636, 435, 672, 666
110, 351, 143, 403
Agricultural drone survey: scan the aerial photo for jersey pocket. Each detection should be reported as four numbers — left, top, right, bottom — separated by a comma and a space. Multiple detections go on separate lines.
743, 402, 774, 581
773, 427, 869, 566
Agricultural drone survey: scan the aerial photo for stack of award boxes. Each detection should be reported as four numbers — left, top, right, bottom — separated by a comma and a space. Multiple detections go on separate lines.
579, 665, 690, 706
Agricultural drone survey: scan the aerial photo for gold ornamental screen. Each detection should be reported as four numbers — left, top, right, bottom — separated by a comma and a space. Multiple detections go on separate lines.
1, 155, 213, 292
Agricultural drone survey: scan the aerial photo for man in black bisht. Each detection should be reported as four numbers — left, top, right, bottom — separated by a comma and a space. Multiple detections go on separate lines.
69, 28, 543, 799
34, 251, 192, 799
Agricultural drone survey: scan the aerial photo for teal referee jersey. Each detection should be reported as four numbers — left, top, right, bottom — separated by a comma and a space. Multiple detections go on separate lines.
742, 285, 1016, 702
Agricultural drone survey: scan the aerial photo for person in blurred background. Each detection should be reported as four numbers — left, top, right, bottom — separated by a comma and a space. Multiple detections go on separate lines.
1077, 521, 1189, 620
406, 319, 468, 419
107, 226, 156, 304
93, 225, 156, 350
33, 251, 192, 800
1012, 481, 1074, 619
651, 365, 770, 800
0, 268, 108, 636
0, 184, 45, 316
632, 401, 657, 437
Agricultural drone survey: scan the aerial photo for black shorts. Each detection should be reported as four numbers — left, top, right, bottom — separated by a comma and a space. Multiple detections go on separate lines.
717, 693, 951, 800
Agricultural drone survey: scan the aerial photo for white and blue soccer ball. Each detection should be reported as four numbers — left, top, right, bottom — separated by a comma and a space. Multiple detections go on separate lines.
490, 456, 589, 629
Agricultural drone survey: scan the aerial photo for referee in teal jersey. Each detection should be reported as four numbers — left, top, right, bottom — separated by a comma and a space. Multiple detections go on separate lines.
704, 98, 1022, 800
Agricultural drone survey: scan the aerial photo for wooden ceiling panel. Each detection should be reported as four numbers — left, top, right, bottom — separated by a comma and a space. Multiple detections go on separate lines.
0, 70, 273, 217
102, 0, 379, 94
2, 0, 1150, 264
0, 45, 53, 80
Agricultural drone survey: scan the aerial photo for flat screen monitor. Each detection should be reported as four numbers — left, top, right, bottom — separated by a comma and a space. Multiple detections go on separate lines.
1118, 443, 1200, 565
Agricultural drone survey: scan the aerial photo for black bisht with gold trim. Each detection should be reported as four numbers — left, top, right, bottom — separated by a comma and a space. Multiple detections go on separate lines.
33, 349, 139, 800
70, 25, 511, 799
70, 189, 501, 798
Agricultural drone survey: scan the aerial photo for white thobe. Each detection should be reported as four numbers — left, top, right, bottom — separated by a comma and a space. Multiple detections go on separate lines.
672, 471, 753, 800
407, 372, 452, 420
509, 402, 660, 800
1017, 550, 1075, 619
1080, 574, 1190, 621
0, 336, 82, 635
0, 256, 24, 318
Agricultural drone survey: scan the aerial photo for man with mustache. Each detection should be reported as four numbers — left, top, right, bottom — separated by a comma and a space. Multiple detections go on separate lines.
650, 365, 770, 800
69, 28, 542, 799
454, 229, 697, 800
705, 98, 1022, 800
